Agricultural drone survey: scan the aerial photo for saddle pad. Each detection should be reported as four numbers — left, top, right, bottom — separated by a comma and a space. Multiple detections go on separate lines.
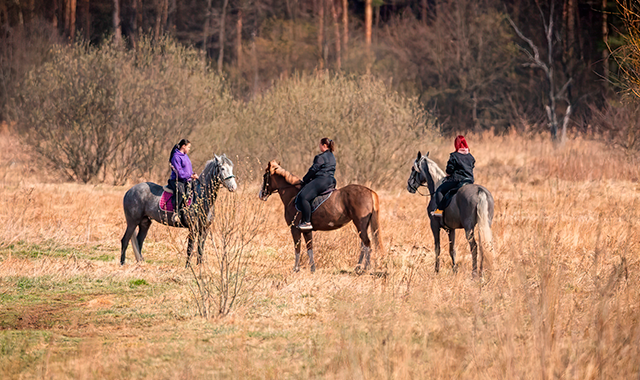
159, 191, 175, 212
159, 191, 192, 212
295, 189, 334, 213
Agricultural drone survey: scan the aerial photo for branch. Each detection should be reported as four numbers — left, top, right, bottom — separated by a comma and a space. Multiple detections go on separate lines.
507, 15, 550, 76
556, 77, 573, 101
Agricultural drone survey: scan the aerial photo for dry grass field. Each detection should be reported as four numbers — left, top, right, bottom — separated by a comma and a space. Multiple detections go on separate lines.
1, 129, 639, 379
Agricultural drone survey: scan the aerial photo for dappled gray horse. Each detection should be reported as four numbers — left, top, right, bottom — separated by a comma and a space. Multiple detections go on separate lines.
406, 151, 494, 276
120, 154, 237, 266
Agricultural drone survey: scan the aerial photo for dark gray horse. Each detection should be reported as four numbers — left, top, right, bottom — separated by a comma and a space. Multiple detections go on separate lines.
406, 151, 494, 276
120, 154, 237, 266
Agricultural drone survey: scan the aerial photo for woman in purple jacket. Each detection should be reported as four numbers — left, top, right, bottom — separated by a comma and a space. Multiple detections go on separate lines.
167, 139, 198, 219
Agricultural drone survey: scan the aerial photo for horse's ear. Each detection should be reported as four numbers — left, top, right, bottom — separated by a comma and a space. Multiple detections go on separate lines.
417, 151, 422, 160
426, 151, 430, 157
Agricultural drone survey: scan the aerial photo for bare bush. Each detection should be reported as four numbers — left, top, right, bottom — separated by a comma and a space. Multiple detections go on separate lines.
187, 187, 268, 318
591, 98, 640, 152
222, 73, 437, 187
7, 36, 232, 184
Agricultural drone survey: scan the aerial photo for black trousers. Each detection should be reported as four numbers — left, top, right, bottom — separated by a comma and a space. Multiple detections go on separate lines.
167, 179, 188, 214
295, 177, 336, 223
435, 180, 461, 210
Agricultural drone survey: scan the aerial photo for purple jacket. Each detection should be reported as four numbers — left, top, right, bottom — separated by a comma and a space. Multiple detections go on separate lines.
170, 150, 194, 181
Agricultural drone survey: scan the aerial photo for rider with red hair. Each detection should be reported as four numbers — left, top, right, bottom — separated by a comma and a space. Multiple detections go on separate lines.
432, 135, 475, 217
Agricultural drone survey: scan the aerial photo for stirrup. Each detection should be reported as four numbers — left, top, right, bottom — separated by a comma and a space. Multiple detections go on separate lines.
431, 209, 443, 217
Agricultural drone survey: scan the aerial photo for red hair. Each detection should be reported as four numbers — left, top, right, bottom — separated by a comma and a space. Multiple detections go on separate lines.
454, 135, 469, 151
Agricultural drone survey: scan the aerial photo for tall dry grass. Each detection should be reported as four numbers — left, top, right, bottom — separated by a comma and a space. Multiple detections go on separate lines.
1, 130, 639, 379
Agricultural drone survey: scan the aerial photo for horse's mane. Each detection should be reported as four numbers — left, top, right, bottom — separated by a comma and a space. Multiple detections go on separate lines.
268, 160, 302, 186
421, 156, 446, 188
201, 154, 233, 182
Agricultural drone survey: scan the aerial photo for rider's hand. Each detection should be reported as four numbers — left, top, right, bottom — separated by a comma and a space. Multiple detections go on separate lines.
191, 173, 199, 179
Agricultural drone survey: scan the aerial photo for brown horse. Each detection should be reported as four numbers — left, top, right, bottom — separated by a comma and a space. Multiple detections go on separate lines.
258, 160, 382, 273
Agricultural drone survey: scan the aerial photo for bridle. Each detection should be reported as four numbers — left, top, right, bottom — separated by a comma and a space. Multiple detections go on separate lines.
408, 159, 434, 197
261, 170, 297, 197
195, 161, 235, 189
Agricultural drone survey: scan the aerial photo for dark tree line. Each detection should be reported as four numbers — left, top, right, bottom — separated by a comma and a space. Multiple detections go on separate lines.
0, 0, 630, 134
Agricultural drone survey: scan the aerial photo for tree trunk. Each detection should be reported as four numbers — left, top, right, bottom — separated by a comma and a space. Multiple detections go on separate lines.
251, 31, 259, 98
567, 0, 575, 52
331, 0, 341, 70
602, 0, 609, 80
421, 0, 428, 24
203, 0, 213, 56
365, 0, 372, 47
365, 0, 372, 73
161, 0, 169, 35
236, 9, 243, 70
64, 0, 70, 35
83, 0, 90, 41
218, 0, 229, 73
113, 0, 121, 45
317, 0, 325, 69
342, 0, 348, 48
69, 0, 77, 38
154, 0, 168, 39
136, 0, 143, 35
132, 0, 138, 47
52, 0, 59, 27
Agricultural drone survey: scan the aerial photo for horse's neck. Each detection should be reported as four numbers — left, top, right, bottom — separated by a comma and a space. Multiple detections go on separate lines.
273, 175, 300, 207
422, 159, 445, 193
194, 162, 220, 209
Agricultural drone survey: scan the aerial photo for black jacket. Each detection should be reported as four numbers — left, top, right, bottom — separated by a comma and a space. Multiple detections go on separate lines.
302, 150, 336, 184
446, 151, 475, 183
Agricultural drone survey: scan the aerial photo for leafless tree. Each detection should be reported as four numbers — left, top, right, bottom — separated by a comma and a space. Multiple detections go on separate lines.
218, 0, 230, 73
508, 3, 572, 141
113, 0, 121, 45
330, 0, 341, 70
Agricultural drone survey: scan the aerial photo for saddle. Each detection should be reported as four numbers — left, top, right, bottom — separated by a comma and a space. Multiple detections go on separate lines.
295, 187, 335, 213
440, 180, 472, 211
159, 187, 193, 213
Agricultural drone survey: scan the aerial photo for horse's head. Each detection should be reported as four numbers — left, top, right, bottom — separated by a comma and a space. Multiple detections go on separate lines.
214, 154, 238, 192
407, 151, 428, 193
407, 151, 445, 195
258, 160, 279, 201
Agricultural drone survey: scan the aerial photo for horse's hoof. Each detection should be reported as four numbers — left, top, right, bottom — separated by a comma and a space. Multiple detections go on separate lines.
355, 265, 364, 275
293, 267, 300, 273
310, 265, 316, 273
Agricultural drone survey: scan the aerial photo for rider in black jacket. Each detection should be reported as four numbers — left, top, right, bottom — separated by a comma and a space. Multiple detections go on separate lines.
433, 135, 475, 217
296, 138, 337, 230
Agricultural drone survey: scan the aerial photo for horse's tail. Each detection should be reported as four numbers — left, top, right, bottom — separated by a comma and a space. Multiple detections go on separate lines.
476, 189, 494, 271
130, 229, 142, 262
370, 191, 384, 253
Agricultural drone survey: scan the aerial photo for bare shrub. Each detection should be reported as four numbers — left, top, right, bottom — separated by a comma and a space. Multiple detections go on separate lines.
7, 36, 232, 184
591, 99, 640, 153
223, 73, 437, 187
187, 186, 268, 318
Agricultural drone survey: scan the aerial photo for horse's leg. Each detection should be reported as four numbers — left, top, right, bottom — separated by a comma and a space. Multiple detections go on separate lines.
355, 217, 372, 272
465, 228, 479, 277
303, 232, 315, 273
185, 230, 196, 268
448, 229, 457, 273
120, 223, 137, 265
134, 217, 151, 263
431, 221, 441, 273
291, 227, 302, 272
197, 227, 209, 265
